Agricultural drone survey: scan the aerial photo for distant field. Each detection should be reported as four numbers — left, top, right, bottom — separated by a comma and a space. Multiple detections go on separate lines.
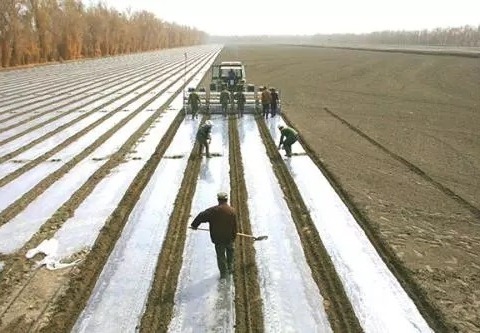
296, 43, 480, 57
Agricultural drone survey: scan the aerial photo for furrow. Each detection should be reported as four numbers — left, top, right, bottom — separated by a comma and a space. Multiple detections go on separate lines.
228, 116, 264, 332
255, 116, 363, 333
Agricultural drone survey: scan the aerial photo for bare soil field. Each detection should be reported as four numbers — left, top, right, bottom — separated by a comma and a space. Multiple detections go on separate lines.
216, 44, 480, 332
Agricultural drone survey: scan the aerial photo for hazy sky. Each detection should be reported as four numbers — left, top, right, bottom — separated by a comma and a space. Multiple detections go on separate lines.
89, 0, 480, 36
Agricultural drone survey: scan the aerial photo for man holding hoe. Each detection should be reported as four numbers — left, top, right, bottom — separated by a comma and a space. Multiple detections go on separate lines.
190, 192, 237, 279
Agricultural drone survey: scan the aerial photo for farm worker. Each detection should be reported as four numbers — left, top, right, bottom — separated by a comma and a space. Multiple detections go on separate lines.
228, 69, 237, 88
278, 125, 298, 157
234, 87, 246, 117
191, 192, 237, 279
220, 88, 231, 116
260, 86, 271, 119
269, 87, 279, 117
196, 120, 213, 158
187, 90, 201, 119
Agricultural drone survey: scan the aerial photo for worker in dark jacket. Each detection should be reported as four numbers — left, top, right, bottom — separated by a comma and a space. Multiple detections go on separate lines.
234, 87, 246, 117
220, 88, 231, 116
196, 120, 212, 158
278, 124, 298, 157
191, 192, 237, 278
188, 90, 201, 119
260, 86, 271, 119
227, 69, 237, 88
269, 87, 279, 117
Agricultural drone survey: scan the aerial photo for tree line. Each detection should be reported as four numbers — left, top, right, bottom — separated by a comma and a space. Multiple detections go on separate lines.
0, 0, 207, 68
313, 25, 480, 47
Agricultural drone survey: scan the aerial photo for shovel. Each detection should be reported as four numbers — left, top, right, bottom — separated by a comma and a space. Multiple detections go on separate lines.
190, 227, 268, 241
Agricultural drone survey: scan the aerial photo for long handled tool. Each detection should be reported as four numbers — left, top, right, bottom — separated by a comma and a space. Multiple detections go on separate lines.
190, 227, 268, 241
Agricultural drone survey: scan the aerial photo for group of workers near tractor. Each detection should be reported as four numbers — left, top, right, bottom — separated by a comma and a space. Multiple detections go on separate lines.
259, 86, 280, 119
192, 120, 299, 279
187, 85, 279, 119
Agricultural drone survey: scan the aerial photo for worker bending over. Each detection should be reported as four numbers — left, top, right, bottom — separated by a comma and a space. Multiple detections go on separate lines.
278, 124, 298, 157
196, 120, 213, 158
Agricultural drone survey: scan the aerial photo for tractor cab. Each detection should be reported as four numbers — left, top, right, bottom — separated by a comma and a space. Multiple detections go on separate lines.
211, 62, 246, 92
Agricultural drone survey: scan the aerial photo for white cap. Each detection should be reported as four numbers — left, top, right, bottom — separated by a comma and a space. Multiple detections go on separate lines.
205, 120, 213, 127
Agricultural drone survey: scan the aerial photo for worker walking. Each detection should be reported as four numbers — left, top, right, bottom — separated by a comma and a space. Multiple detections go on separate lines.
260, 86, 271, 119
234, 87, 246, 117
191, 192, 237, 279
278, 124, 298, 157
220, 87, 231, 117
196, 120, 213, 158
187, 89, 201, 119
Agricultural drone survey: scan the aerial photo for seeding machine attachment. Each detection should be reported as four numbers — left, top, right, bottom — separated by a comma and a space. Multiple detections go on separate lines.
183, 61, 281, 115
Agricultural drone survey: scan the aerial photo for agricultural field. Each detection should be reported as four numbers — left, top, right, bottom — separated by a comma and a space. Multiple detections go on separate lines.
0, 43, 478, 333
220, 44, 479, 332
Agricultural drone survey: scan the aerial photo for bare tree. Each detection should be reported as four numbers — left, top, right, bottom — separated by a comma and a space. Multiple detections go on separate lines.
0, 0, 16, 66
0, 0, 207, 68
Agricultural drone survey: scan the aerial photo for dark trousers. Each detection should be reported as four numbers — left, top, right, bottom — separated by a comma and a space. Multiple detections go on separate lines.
270, 103, 278, 117
191, 106, 199, 119
262, 103, 270, 119
237, 103, 244, 117
221, 103, 228, 116
215, 242, 234, 277
198, 139, 210, 157
283, 137, 298, 157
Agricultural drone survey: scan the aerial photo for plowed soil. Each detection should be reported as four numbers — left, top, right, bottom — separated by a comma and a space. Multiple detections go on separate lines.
216, 44, 480, 332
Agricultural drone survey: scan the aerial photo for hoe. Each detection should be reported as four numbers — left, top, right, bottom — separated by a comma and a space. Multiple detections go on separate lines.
190, 227, 268, 241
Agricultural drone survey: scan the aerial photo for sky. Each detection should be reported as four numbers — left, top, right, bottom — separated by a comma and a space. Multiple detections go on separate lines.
87, 0, 480, 36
